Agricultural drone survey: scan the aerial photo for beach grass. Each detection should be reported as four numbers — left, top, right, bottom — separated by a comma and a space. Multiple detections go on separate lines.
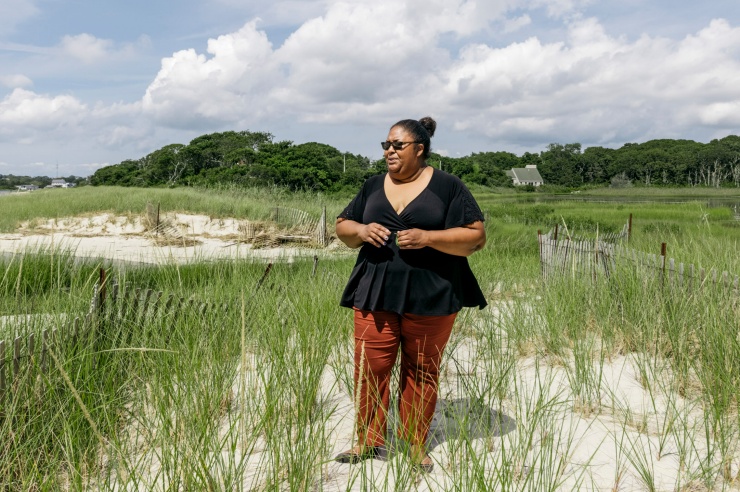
1, 186, 739, 490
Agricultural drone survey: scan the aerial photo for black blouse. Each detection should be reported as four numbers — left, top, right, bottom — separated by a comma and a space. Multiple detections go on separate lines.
338, 169, 487, 315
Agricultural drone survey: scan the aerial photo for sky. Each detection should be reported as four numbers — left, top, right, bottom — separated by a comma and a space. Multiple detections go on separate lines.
0, 0, 739, 178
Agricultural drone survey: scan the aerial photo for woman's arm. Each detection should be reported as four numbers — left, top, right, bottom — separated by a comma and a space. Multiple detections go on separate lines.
396, 221, 486, 257
336, 218, 391, 249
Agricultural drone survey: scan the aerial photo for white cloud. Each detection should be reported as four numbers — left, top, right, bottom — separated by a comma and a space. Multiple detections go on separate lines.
140, 0, 512, 128
59, 33, 115, 64
142, 20, 280, 128
0, 89, 151, 154
3, 1, 740, 176
134, 8, 740, 151
0, 74, 33, 88
698, 101, 740, 127
0, 89, 87, 130
436, 17, 740, 145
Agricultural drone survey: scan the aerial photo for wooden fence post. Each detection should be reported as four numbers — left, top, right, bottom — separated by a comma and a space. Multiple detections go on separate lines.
13, 337, 21, 380
660, 242, 667, 287
628, 213, 633, 241
314, 206, 327, 247
538, 230, 544, 279
256, 263, 273, 290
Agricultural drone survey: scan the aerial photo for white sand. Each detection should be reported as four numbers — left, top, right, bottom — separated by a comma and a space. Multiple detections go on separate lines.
0, 213, 343, 265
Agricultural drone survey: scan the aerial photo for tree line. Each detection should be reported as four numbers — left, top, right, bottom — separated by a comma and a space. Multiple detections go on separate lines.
0, 174, 87, 190
86, 131, 740, 191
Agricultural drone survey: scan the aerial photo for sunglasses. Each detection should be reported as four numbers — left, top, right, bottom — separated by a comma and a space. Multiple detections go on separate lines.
381, 140, 420, 151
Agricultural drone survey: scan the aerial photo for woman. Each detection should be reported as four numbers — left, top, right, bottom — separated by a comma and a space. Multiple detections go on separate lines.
334, 116, 487, 472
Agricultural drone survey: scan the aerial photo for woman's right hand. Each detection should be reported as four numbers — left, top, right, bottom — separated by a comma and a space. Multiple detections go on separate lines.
336, 219, 391, 249
358, 223, 391, 248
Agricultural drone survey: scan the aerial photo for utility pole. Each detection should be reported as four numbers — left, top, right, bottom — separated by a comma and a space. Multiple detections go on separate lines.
343, 154, 346, 173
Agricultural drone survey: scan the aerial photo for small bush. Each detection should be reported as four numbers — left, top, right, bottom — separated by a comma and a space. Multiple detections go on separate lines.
610, 173, 633, 189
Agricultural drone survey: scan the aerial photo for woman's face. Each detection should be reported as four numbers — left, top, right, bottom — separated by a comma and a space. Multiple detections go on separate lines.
384, 126, 425, 179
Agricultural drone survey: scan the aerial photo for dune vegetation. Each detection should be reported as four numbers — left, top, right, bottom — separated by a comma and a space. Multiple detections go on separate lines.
1, 186, 738, 490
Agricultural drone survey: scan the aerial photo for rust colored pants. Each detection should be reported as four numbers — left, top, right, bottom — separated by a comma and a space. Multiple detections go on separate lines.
353, 308, 457, 447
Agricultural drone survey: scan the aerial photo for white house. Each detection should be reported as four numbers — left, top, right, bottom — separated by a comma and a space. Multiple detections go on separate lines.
16, 184, 39, 191
49, 178, 76, 188
506, 165, 544, 187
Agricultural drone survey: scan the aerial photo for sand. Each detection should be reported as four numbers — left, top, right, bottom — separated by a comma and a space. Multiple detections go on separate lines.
0, 213, 343, 265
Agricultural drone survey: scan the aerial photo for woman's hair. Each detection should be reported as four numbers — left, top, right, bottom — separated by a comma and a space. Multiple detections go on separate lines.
392, 116, 436, 159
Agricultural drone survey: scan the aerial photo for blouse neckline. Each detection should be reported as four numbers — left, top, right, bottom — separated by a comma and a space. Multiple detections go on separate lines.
383, 167, 437, 217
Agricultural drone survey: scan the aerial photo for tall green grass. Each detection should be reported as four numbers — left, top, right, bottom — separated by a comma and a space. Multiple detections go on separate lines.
1, 187, 738, 489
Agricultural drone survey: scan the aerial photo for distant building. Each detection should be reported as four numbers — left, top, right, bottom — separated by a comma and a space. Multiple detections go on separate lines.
16, 184, 39, 191
49, 178, 76, 188
506, 165, 544, 187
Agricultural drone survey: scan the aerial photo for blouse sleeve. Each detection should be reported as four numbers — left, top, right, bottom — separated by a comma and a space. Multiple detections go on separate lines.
445, 178, 485, 229
337, 180, 368, 222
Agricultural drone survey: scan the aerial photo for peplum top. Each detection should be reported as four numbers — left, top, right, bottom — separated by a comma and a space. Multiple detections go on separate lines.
338, 169, 487, 316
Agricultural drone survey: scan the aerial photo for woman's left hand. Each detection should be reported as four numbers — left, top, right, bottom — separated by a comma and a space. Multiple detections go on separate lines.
396, 229, 428, 249
396, 223, 486, 256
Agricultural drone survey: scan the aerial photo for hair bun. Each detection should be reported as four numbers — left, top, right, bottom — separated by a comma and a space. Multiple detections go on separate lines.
419, 116, 436, 138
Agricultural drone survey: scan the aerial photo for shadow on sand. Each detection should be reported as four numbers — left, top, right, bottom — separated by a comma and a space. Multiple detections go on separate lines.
374, 397, 516, 460
427, 397, 516, 450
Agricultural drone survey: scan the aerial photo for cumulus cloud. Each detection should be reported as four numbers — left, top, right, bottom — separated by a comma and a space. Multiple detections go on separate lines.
0, 89, 151, 153
59, 33, 115, 63
0, 74, 33, 88
137, 6, 740, 150
0, 89, 87, 130
142, 20, 280, 128
436, 17, 740, 145
141, 0, 512, 127
3, 0, 740, 176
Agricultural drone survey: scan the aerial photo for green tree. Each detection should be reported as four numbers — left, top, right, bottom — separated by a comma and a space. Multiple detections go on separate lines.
539, 143, 582, 187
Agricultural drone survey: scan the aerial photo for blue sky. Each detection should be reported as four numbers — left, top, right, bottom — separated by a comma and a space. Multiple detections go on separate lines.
1, 0, 738, 177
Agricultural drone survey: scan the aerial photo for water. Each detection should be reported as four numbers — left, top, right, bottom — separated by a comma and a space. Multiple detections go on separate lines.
503, 194, 740, 220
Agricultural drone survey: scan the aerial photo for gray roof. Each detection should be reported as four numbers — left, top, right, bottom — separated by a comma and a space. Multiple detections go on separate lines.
509, 167, 543, 183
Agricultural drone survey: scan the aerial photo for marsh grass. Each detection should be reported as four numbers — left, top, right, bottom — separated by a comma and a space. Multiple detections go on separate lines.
0, 185, 336, 233
1, 188, 739, 490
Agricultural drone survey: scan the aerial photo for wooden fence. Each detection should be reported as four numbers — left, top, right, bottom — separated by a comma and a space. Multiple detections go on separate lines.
145, 203, 329, 246
538, 231, 740, 297
538, 216, 630, 281
538, 232, 616, 281
0, 265, 261, 405
269, 206, 328, 246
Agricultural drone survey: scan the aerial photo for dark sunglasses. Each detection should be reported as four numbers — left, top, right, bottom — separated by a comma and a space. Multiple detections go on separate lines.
381, 140, 419, 151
